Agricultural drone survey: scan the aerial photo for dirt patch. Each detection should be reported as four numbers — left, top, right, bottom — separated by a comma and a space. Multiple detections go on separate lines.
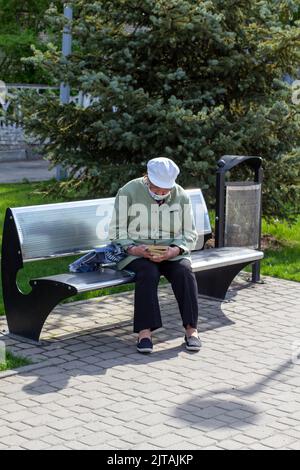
260, 234, 284, 250
203, 233, 283, 250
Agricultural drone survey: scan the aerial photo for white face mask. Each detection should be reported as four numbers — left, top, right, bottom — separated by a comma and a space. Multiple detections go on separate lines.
147, 186, 171, 201
144, 176, 171, 201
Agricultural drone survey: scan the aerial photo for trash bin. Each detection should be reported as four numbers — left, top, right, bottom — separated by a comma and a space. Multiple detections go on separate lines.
215, 155, 263, 282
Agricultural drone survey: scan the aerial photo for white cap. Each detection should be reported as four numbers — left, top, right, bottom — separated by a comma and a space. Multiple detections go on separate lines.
147, 157, 180, 189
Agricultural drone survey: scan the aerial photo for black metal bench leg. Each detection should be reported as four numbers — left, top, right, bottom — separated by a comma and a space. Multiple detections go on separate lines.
4, 280, 77, 342
1, 208, 77, 342
251, 260, 261, 283
194, 262, 250, 300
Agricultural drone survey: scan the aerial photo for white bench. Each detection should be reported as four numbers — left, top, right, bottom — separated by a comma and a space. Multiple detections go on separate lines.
1, 189, 263, 341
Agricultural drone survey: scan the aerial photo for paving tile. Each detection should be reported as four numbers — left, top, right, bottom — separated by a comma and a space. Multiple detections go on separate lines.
0, 275, 299, 449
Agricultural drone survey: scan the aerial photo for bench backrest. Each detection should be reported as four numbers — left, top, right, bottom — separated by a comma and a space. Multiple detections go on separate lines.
11, 189, 211, 262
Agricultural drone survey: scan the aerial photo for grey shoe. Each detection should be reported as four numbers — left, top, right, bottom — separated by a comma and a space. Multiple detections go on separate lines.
184, 335, 202, 351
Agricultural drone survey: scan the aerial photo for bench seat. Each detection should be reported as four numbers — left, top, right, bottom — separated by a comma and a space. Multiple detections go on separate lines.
31, 268, 135, 293
31, 247, 264, 294
190, 247, 264, 272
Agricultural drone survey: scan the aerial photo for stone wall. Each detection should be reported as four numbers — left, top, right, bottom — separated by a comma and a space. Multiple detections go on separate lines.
0, 120, 41, 161
0, 121, 25, 150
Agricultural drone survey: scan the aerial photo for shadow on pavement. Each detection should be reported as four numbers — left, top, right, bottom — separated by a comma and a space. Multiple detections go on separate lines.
175, 359, 294, 429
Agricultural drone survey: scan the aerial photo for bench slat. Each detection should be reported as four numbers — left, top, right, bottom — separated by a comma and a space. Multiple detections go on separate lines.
32, 268, 135, 293
12, 199, 115, 261
191, 247, 264, 272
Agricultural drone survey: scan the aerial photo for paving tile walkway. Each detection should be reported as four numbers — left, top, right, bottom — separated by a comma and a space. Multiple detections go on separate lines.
0, 273, 300, 450
0, 159, 56, 183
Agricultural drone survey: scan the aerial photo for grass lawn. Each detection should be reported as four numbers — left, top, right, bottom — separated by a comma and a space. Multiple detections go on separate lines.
0, 351, 32, 372
258, 217, 300, 282
0, 181, 299, 317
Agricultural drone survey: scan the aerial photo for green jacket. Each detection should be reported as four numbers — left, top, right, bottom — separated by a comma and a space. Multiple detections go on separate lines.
108, 177, 198, 270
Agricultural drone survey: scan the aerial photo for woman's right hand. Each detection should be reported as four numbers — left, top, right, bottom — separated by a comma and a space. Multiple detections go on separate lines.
127, 244, 152, 258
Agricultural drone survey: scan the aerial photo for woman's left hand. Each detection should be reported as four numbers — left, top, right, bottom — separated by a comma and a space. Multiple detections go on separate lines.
150, 246, 180, 263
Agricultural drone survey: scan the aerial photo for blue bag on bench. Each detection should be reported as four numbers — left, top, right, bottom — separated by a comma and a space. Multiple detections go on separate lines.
69, 242, 127, 273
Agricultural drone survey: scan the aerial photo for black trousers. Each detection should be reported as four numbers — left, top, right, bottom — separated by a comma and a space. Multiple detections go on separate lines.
126, 257, 199, 333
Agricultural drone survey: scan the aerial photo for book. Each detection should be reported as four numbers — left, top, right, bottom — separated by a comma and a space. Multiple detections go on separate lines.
146, 245, 169, 255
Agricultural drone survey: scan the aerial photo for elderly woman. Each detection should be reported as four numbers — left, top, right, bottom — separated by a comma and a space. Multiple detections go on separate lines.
109, 157, 201, 354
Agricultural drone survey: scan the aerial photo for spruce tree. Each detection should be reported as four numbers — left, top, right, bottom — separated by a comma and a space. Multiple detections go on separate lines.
18, 0, 300, 218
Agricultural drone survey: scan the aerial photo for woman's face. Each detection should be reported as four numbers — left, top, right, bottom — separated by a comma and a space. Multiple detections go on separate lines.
147, 176, 172, 195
